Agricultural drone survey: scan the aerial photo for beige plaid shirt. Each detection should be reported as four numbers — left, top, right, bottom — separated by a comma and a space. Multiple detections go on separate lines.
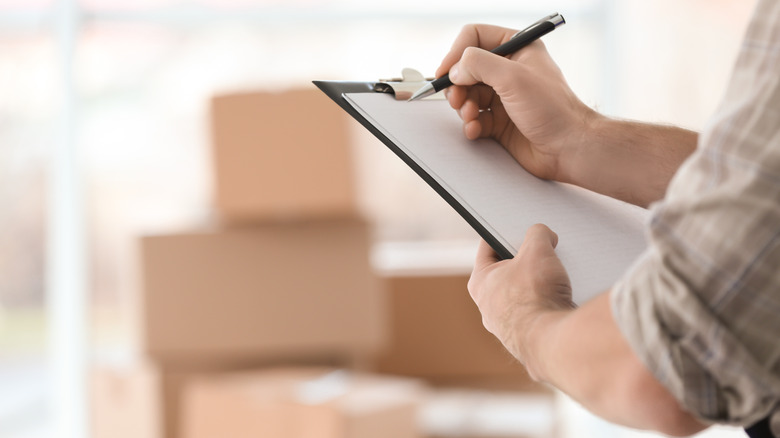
612, 0, 780, 433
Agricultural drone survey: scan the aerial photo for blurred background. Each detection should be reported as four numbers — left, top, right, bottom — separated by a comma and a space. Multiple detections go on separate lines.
0, 0, 758, 437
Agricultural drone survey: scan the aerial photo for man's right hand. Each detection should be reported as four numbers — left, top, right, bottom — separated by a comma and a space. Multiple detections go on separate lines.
437, 23, 698, 208
437, 24, 597, 185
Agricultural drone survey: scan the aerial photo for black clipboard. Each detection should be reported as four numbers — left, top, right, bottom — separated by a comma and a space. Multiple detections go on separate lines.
313, 80, 514, 260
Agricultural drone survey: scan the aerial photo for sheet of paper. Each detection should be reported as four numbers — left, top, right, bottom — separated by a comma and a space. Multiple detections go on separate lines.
344, 92, 649, 304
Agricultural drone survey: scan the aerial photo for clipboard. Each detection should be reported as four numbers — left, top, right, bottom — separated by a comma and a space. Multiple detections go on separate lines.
313, 74, 510, 259
314, 71, 649, 303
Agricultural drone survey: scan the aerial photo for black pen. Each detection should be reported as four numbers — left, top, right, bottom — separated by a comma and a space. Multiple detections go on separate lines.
408, 13, 566, 102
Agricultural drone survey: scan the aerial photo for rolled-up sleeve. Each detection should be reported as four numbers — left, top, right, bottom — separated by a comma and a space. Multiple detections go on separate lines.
611, 0, 780, 432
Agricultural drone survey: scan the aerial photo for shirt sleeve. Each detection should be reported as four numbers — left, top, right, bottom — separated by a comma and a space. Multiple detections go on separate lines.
611, 0, 780, 430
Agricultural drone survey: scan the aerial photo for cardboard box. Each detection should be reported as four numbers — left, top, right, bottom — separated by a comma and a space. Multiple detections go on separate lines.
372, 274, 541, 390
91, 363, 162, 438
90, 359, 360, 438
181, 367, 425, 438
134, 218, 387, 363
210, 88, 357, 223
91, 362, 199, 438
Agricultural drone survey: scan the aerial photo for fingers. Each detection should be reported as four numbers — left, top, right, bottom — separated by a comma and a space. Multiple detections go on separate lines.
446, 83, 504, 140
462, 112, 496, 140
449, 46, 520, 89
446, 83, 494, 112
462, 85, 497, 116
475, 225, 558, 274
459, 86, 494, 131
436, 24, 518, 78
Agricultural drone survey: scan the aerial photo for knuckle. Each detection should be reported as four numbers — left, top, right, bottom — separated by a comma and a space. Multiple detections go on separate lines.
461, 46, 480, 61
461, 23, 479, 36
451, 24, 479, 52
459, 47, 482, 73
466, 275, 479, 299
481, 316, 495, 334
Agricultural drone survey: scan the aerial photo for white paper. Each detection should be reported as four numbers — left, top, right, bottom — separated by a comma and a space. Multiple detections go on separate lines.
345, 92, 649, 304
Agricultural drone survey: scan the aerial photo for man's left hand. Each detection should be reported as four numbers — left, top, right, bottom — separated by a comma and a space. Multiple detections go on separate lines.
467, 223, 575, 375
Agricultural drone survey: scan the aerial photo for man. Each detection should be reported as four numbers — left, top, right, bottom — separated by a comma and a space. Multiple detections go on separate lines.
437, 1, 780, 436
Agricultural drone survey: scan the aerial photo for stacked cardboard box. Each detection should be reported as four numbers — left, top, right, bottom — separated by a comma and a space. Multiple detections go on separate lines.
92, 88, 393, 438
210, 88, 357, 223
91, 362, 232, 438
92, 87, 549, 438
180, 368, 425, 438
135, 218, 385, 363
91, 363, 163, 438
372, 273, 544, 392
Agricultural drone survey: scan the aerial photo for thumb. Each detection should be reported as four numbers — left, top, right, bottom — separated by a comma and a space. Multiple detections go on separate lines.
522, 223, 559, 252
449, 46, 519, 88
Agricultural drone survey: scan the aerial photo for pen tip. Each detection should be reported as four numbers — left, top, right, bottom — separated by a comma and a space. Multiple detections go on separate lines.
408, 83, 432, 102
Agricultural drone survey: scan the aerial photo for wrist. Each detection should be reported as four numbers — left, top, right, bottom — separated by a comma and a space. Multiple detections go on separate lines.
506, 309, 569, 382
556, 108, 606, 187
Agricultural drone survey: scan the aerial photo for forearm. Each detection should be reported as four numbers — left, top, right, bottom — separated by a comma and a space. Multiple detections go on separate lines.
518, 292, 706, 436
469, 229, 705, 434
561, 116, 698, 208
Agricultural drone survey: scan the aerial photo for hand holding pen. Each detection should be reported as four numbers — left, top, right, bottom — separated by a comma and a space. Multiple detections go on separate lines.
432, 18, 599, 188
409, 13, 565, 101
